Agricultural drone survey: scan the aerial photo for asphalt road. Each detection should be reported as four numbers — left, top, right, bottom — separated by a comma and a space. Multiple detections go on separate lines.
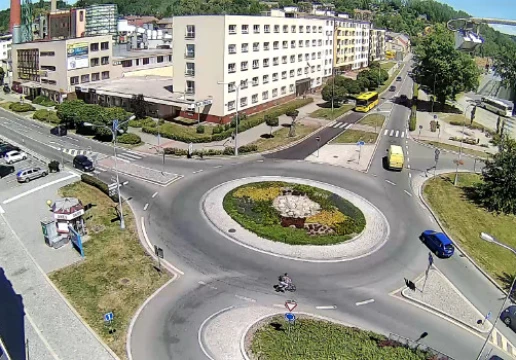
0, 64, 514, 360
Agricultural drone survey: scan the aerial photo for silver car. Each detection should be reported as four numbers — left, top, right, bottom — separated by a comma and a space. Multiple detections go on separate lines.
16, 167, 48, 183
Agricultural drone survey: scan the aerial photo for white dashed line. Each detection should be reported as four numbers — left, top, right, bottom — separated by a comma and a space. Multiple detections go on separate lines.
355, 299, 375, 306
214, 165, 223, 169
192, 169, 204, 174
401, 131, 405, 138
273, 304, 285, 308
395, 130, 399, 137
0, 205, 4, 214
389, 130, 394, 136
143, 203, 149, 211
122, 181, 129, 186
315, 305, 337, 310
152, 192, 158, 198
235, 295, 257, 303
198, 281, 207, 285
409, 173, 412, 178
404, 190, 413, 197
407, 164, 411, 169
407, 157, 410, 162
384, 129, 388, 136
385, 179, 396, 186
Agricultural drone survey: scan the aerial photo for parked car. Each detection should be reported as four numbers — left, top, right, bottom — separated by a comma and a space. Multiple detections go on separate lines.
4, 150, 27, 164
420, 230, 455, 258
396, 76, 402, 81
0, 144, 20, 157
73, 155, 94, 172
489, 356, 504, 360
16, 167, 48, 183
389, 85, 396, 91
501, 305, 516, 331
0, 165, 15, 178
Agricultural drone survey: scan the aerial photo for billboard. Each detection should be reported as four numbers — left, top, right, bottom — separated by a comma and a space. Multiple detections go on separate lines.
67, 42, 89, 70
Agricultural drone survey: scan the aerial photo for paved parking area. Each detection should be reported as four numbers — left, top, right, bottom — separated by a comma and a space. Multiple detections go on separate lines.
0, 155, 48, 191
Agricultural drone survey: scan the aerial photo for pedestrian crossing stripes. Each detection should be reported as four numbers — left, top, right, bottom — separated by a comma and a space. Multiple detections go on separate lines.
490, 327, 516, 357
330, 122, 352, 130
383, 129, 406, 138
116, 152, 143, 161
62, 148, 93, 157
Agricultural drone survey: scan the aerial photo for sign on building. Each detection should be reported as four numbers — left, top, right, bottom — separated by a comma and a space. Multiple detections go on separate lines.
67, 42, 89, 70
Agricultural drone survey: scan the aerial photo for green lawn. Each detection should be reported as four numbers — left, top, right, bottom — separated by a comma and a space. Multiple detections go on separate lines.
332, 129, 378, 144
0, 101, 13, 110
358, 113, 385, 128
249, 124, 319, 152
440, 113, 492, 132
250, 316, 434, 360
310, 104, 354, 120
378, 67, 402, 94
50, 182, 170, 359
380, 61, 397, 71
422, 140, 491, 159
424, 174, 516, 289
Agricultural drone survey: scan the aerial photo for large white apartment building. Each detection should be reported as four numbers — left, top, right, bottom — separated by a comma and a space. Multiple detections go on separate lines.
172, 14, 332, 123
334, 18, 371, 72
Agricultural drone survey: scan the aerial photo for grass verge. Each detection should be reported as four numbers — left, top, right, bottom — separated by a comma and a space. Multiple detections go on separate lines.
358, 113, 385, 128
332, 129, 378, 144
424, 174, 516, 289
380, 61, 396, 71
378, 67, 402, 94
0, 101, 13, 110
50, 181, 170, 359
421, 140, 490, 158
250, 315, 435, 359
248, 124, 319, 152
310, 104, 354, 120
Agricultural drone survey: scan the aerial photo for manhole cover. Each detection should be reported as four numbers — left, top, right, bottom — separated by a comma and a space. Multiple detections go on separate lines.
119, 278, 131, 285
228, 228, 236, 233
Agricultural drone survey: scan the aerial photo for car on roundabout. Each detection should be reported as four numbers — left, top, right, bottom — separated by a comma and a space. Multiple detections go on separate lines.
420, 230, 455, 258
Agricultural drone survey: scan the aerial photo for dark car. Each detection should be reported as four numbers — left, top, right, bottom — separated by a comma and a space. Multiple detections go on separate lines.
0, 165, 15, 178
501, 305, 516, 331
0, 144, 20, 157
396, 76, 402, 81
73, 155, 94, 172
489, 356, 504, 360
399, 94, 408, 105
420, 230, 455, 258
50, 125, 67, 137
389, 85, 396, 91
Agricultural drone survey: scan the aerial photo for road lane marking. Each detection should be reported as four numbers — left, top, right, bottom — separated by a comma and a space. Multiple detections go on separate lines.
0, 205, 4, 214
198, 307, 234, 360
384, 129, 388, 135
213, 165, 223, 169
401, 131, 405, 138
409, 173, 412, 178
3, 173, 79, 204
192, 169, 204, 174
389, 130, 394, 136
198, 281, 206, 285
122, 181, 129, 186
355, 299, 375, 306
407, 164, 411, 169
407, 157, 409, 162
385, 179, 396, 186
152, 192, 158, 198
273, 304, 284, 308
404, 190, 413, 197
120, 153, 142, 160
316, 305, 337, 310
429, 216, 435, 223
395, 130, 399, 137
143, 203, 149, 211
235, 295, 257, 303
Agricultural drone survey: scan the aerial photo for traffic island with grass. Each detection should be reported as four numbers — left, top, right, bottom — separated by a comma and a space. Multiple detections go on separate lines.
247, 315, 437, 360
309, 103, 354, 120
49, 181, 170, 359
331, 129, 378, 144
223, 181, 365, 245
421, 140, 491, 159
247, 123, 320, 152
358, 113, 386, 128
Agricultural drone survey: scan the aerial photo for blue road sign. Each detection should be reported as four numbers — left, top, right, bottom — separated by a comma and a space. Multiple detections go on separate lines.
357, 141, 365, 146
112, 119, 119, 132
428, 252, 434, 267
486, 311, 492, 320
104, 312, 114, 322
285, 313, 296, 323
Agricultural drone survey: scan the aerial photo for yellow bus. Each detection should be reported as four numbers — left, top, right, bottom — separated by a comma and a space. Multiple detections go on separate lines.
355, 91, 379, 112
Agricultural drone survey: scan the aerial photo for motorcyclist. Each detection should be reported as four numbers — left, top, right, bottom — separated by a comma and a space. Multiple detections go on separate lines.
278, 273, 292, 290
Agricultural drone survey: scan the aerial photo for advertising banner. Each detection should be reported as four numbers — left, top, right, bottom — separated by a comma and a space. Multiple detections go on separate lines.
67, 42, 89, 70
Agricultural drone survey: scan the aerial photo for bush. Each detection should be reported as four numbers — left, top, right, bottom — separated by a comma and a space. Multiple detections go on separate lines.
238, 144, 258, 153
212, 125, 224, 134
81, 174, 119, 202
223, 146, 235, 155
196, 125, 205, 134
117, 133, 142, 145
164, 147, 188, 156
33, 95, 57, 107
48, 160, 60, 173
33, 109, 61, 124
10, 102, 35, 112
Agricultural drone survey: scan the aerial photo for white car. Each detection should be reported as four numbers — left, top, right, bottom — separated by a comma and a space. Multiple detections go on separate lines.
4, 150, 27, 164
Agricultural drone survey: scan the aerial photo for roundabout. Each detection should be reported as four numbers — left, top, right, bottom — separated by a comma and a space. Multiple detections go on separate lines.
202, 176, 390, 262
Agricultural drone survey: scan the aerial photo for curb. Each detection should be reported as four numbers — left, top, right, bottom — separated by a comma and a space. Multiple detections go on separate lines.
416, 171, 506, 296
198, 306, 235, 360
409, 135, 490, 161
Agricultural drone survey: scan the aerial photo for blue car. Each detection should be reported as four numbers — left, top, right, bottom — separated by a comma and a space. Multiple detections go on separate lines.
420, 230, 455, 258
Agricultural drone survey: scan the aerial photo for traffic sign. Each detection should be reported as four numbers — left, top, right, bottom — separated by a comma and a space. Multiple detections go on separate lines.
419, 125, 423, 130
357, 141, 365, 146
434, 148, 440, 162
154, 245, 164, 259
285, 313, 296, 323
112, 119, 119, 132
104, 312, 114, 322
285, 300, 297, 312
485, 311, 492, 320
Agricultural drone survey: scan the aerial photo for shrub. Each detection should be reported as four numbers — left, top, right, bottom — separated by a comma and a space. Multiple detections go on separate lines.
81, 174, 119, 202
33, 109, 61, 124
238, 144, 258, 153
212, 125, 224, 134
196, 125, 205, 134
117, 133, 142, 145
10, 102, 35, 112
128, 119, 143, 128
164, 147, 188, 156
223, 146, 235, 155
33, 95, 57, 107
48, 160, 60, 173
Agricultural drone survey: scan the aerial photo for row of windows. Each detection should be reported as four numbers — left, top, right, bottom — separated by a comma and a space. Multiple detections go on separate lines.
70, 71, 110, 85
90, 56, 110, 67
227, 67, 321, 90
228, 23, 324, 35
227, 55, 329, 73
120, 55, 172, 68
89, 41, 110, 52
228, 39, 331, 54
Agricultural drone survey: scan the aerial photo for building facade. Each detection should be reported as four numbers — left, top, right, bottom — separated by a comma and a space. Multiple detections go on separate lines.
85, 4, 118, 36
369, 29, 385, 62
0, 34, 12, 62
172, 14, 330, 123
333, 18, 371, 72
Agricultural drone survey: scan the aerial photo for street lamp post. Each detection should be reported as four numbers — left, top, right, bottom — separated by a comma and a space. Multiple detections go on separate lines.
454, 102, 478, 186
217, 81, 240, 156
477, 232, 516, 360
84, 115, 135, 230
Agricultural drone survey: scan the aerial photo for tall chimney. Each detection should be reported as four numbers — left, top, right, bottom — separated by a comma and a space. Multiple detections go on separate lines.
50, 0, 57, 13
9, 0, 21, 33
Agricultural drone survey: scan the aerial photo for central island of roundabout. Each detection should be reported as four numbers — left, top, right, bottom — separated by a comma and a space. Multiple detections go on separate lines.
202, 176, 390, 262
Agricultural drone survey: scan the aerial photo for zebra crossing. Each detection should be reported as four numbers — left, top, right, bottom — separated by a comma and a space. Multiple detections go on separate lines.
383, 129, 406, 138
329, 122, 353, 130
116, 149, 146, 162
62, 148, 93, 157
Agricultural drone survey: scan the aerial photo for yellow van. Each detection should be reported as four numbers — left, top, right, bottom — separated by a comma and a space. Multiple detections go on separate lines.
387, 145, 404, 171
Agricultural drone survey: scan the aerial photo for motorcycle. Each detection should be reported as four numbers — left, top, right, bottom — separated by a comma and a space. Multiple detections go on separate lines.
274, 282, 296, 292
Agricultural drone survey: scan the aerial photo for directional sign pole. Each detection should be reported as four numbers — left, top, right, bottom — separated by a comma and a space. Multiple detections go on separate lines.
315, 136, 321, 158
434, 149, 440, 178
418, 125, 423, 140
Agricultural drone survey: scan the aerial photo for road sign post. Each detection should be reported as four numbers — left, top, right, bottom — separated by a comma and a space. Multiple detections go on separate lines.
315, 136, 321, 158
154, 245, 164, 273
418, 125, 423, 140
285, 300, 297, 312
357, 141, 365, 163
434, 149, 440, 177
103, 312, 116, 339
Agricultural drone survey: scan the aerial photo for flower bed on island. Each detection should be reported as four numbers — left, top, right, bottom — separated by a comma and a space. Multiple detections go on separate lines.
223, 181, 366, 245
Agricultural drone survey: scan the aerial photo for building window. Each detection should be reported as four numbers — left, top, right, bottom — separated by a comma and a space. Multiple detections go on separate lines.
253, 42, 259, 52
241, 61, 248, 71
272, 88, 278, 97
168, 55, 172, 62
318, 26, 323, 33
291, 40, 295, 48
317, 51, 321, 59
317, 64, 321, 71
40, 51, 55, 56
291, 25, 296, 33
186, 25, 195, 38
306, 26, 311, 33
273, 41, 279, 50
252, 59, 259, 69
228, 82, 236, 93
101, 41, 109, 50
263, 74, 269, 84
143, 58, 149, 65
240, 97, 247, 107
298, 54, 302, 62
305, 40, 309, 47
289, 84, 294, 92
240, 79, 248, 89
305, 67, 309, 74
305, 53, 310, 61
102, 71, 109, 79
253, 24, 260, 33
228, 63, 236, 73
263, 58, 269, 67
41, 65, 55, 71
289, 70, 294, 77
272, 73, 278, 82
241, 25, 249, 34
92, 72, 100, 81
299, 40, 303, 48
229, 44, 236, 54
186, 80, 195, 94
157, 56, 164, 63
312, 26, 317, 32
252, 94, 258, 103
186, 44, 195, 58
299, 25, 304, 33
91, 57, 99, 67
264, 25, 270, 33
281, 71, 287, 79
283, 25, 288, 33
81, 74, 90, 83
121, 60, 131, 67
70, 76, 79, 85
311, 66, 315, 73
273, 57, 278, 66
312, 39, 316, 47
281, 86, 286, 95
228, 101, 235, 111
252, 76, 259, 86
282, 55, 287, 64
311, 53, 316, 60
241, 43, 249, 53
274, 25, 280, 33
186, 62, 195, 76
282, 41, 288, 49
90, 43, 99, 51
229, 24, 236, 34
101, 56, 109, 65
318, 39, 322, 46
290, 55, 295, 63
264, 42, 270, 51
79, 10, 84, 21
262, 90, 268, 100
297, 68, 302, 76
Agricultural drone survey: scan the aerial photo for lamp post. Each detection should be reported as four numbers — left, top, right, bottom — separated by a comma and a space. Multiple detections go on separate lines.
217, 81, 240, 156
476, 232, 516, 360
84, 115, 135, 230
454, 102, 479, 186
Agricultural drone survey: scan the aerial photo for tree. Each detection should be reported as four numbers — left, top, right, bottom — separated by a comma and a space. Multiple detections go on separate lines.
494, 48, 516, 102
264, 114, 279, 136
413, 24, 480, 110
476, 137, 516, 214
130, 94, 149, 120
322, 79, 348, 105
286, 109, 299, 137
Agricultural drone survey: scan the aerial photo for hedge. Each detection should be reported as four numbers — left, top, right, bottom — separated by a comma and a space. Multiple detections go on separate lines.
33, 109, 61, 124
117, 133, 142, 145
10, 102, 35, 112
81, 174, 119, 202
33, 95, 57, 107
128, 117, 157, 128
142, 98, 313, 144
163, 144, 258, 157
